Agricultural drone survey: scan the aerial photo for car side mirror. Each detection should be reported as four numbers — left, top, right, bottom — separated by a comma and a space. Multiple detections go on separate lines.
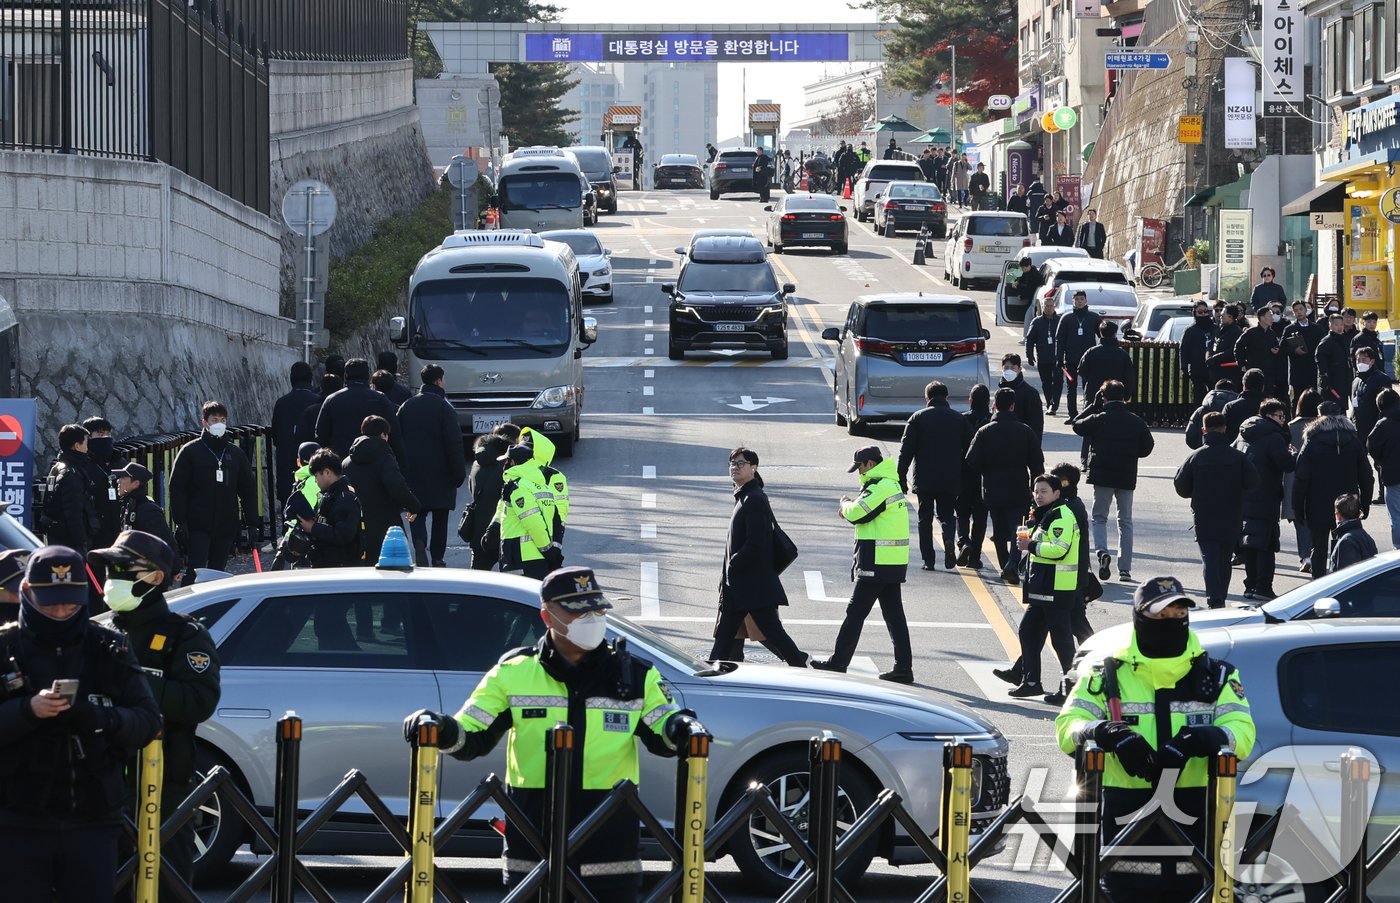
662, 283, 675, 294
982, 328, 991, 339
1313, 597, 1342, 618
821, 327, 841, 341
839, 206, 848, 213
674, 247, 686, 255
389, 316, 407, 345
763, 205, 774, 212
604, 249, 613, 257
581, 316, 598, 345
782, 283, 796, 295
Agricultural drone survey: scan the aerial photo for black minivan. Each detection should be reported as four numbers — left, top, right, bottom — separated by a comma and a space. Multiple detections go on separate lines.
567, 146, 618, 214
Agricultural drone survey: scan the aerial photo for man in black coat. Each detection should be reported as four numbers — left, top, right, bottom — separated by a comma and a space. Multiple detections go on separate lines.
79, 416, 125, 560
1233, 401, 1294, 600
1042, 210, 1074, 246
297, 373, 342, 446
752, 147, 774, 203
1026, 296, 1062, 413
270, 361, 320, 507
1205, 304, 1244, 389
1072, 381, 1154, 583
897, 382, 975, 571
1294, 407, 1374, 577
1351, 346, 1394, 446
397, 364, 466, 567
1174, 411, 1259, 607
89, 529, 219, 883
1179, 302, 1216, 406
1282, 301, 1321, 402
167, 402, 258, 584
1367, 388, 1400, 549
298, 450, 364, 568
1074, 207, 1107, 258
1351, 311, 1383, 362
1077, 320, 1135, 404
463, 434, 508, 570
999, 353, 1045, 440
40, 423, 101, 555
709, 447, 807, 665
1234, 306, 1286, 399
113, 462, 181, 576
315, 358, 404, 461
1184, 380, 1240, 449
1055, 289, 1104, 421
966, 388, 1045, 583
1223, 368, 1268, 442
344, 416, 420, 568
376, 351, 414, 408
1315, 314, 1354, 407
1328, 494, 1378, 572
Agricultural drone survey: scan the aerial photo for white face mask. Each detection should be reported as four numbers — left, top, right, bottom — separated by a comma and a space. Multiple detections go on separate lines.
1002, 369, 1018, 382
1358, 363, 1372, 373
103, 578, 149, 612
206, 422, 228, 438
558, 612, 607, 650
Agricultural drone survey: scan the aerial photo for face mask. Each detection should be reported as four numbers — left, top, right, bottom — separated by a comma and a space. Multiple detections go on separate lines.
103, 578, 153, 612
1002, 369, 1018, 382
1195, 314, 1213, 326
1133, 608, 1190, 658
18, 592, 87, 647
206, 422, 227, 438
1327, 307, 1339, 315
87, 436, 114, 460
558, 612, 607, 650
1358, 363, 1372, 373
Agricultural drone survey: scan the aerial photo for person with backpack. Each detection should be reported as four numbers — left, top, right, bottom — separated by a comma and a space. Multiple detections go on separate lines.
1184, 380, 1240, 449
298, 450, 364, 568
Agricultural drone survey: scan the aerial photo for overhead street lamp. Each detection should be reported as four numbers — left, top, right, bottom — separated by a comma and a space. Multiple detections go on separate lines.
934, 45, 957, 146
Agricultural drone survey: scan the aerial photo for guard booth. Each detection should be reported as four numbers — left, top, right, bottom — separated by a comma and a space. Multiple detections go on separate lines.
749, 103, 780, 152
603, 105, 642, 190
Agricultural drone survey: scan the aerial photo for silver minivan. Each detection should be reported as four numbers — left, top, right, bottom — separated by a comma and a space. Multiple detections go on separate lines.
822, 294, 991, 434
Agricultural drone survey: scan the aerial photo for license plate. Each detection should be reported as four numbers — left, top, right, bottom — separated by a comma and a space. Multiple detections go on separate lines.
715, 323, 746, 332
730, 167, 750, 174
906, 205, 927, 211
979, 244, 1006, 253
904, 352, 944, 362
670, 178, 687, 183
802, 232, 824, 239
472, 414, 511, 433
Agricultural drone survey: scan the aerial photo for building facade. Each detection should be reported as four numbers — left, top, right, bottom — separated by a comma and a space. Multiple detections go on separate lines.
559, 61, 718, 157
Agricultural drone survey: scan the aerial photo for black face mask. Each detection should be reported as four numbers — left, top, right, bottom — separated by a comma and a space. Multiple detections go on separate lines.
1134, 608, 1190, 658
19, 592, 88, 648
1195, 314, 1213, 327
87, 436, 114, 462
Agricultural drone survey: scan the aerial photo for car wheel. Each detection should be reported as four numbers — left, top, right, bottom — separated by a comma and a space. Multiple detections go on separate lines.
847, 414, 866, 436
710, 190, 720, 200
833, 243, 848, 255
726, 748, 878, 895
190, 744, 248, 883
774, 242, 784, 254
1233, 851, 1319, 903
771, 342, 789, 360
668, 341, 684, 361
952, 272, 963, 289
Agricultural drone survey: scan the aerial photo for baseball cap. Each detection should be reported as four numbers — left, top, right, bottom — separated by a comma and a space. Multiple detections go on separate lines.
298, 441, 320, 463
112, 461, 153, 484
540, 566, 613, 613
0, 549, 30, 591
497, 443, 533, 465
24, 546, 89, 606
847, 445, 883, 473
88, 529, 175, 577
1132, 576, 1197, 615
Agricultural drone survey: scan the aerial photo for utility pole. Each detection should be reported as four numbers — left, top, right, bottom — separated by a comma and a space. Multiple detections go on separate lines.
1183, 23, 1200, 240
950, 45, 958, 146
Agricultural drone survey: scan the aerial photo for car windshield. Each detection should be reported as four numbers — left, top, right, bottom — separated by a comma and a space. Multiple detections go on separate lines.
1066, 288, 1138, 309
719, 153, 756, 165
679, 261, 778, 293
862, 305, 980, 341
610, 614, 710, 672
784, 196, 839, 211
498, 172, 581, 210
966, 216, 1027, 237
867, 165, 921, 181
0, 514, 40, 551
1147, 306, 1194, 329
543, 233, 602, 256
568, 149, 611, 179
890, 184, 943, 200
411, 277, 571, 355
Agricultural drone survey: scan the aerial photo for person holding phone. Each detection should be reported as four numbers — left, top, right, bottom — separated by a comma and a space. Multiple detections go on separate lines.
0, 545, 160, 902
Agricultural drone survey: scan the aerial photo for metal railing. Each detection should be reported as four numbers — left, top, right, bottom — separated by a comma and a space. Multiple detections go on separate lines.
1123, 340, 1195, 427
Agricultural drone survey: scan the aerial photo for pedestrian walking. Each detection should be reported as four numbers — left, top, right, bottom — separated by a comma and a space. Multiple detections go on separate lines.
1235, 306, 1286, 399
1179, 302, 1216, 406
39, 424, 102, 556
167, 402, 257, 584
298, 449, 364, 568
811, 446, 915, 683
1351, 310, 1383, 362
1233, 400, 1294, 600
999, 353, 1044, 440
1173, 412, 1259, 607
1286, 389, 1322, 569
1283, 301, 1321, 404
1294, 403, 1373, 577
345, 415, 421, 570
1351, 346, 1394, 446
1223, 368, 1268, 442
955, 385, 993, 568
1055, 289, 1103, 422
710, 448, 808, 666
463, 434, 509, 570
1006, 473, 1081, 701
271, 361, 320, 506
966, 388, 1045, 582
898, 381, 974, 570
1185, 379, 1240, 449
0, 545, 161, 903
1072, 381, 1153, 583
1055, 576, 1256, 902
315, 358, 404, 460
952, 154, 971, 206
1042, 210, 1074, 246
1316, 313, 1353, 407
91, 529, 219, 883
1367, 388, 1400, 549
1025, 296, 1062, 413
968, 162, 990, 208
1249, 266, 1287, 313
375, 351, 414, 407
1074, 208, 1107, 258
1328, 493, 1378, 573
397, 364, 466, 567
1205, 304, 1244, 389
1077, 320, 1135, 404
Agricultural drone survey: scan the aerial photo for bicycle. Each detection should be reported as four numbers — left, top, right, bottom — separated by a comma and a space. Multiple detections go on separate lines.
1138, 240, 1194, 289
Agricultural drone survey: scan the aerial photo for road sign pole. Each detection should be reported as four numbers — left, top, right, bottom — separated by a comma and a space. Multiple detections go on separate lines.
302, 188, 316, 365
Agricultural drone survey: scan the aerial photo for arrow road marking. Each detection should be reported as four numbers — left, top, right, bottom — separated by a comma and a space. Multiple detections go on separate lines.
804, 570, 848, 603
727, 395, 795, 412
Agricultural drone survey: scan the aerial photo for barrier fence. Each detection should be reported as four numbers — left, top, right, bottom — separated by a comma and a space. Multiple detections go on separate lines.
1123, 340, 1195, 427
120, 715, 1400, 903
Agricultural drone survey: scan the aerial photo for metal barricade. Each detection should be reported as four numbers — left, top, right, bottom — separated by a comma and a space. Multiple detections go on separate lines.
1123, 341, 1194, 427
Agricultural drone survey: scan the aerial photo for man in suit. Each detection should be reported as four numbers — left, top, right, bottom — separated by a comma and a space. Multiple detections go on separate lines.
1075, 207, 1107, 259
1043, 210, 1075, 247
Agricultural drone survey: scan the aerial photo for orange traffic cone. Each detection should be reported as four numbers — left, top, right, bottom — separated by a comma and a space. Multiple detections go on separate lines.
800, 174, 808, 191
483, 208, 499, 230
842, 178, 852, 199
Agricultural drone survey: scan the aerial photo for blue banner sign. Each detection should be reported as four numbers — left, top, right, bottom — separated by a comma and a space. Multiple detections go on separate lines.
1104, 52, 1171, 70
524, 33, 850, 62
0, 399, 37, 528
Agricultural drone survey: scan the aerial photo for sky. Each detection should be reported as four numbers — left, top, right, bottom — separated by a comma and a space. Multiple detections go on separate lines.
552, 0, 886, 140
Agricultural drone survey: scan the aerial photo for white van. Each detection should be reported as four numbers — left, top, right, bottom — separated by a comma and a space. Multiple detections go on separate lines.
389, 230, 598, 455
494, 148, 589, 232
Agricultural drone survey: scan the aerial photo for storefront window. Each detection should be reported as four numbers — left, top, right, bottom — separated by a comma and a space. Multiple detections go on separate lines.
1355, 12, 1370, 89
1326, 19, 1344, 97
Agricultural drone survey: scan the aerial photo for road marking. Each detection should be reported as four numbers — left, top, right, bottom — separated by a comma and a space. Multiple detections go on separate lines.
642, 493, 656, 509
642, 465, 656, 479
847, 656, 880, 677
642, 406, 655, 414
640, 524, 657, 539
643, 386, 654, 396
644, 319, 654, 327
644, 333, 654, 341
958, 558, 1022, 660
644, 305, 653, 313
804, 570, 848, 603
643, 369, 654, 378
644, 347, 654, 355
591, 412, 830, 419
646, 276, 655, 283
635, 616, 993, 629
959, 661, 1049, 703
728, 394, 793, 411
640, 562, 660, 617
764, 255, 824, 360
587, 356, 829, 369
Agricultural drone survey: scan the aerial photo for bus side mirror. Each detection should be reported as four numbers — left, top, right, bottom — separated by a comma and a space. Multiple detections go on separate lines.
389, 317, 407, 345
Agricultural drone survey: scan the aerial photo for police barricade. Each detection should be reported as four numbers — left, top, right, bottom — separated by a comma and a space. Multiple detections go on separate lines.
1123, 341, 1194, 428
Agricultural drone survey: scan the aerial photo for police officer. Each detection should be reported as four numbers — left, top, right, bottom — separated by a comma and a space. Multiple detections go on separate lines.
492, 444, 556, 578
0, 549, 28, 607
89, 530, 220, 883
0, 545, 161, 902
113, 462, 180, 572
812, 446, 914, 683
41, 424, 102, 554
403, 566, 704, 903
1055, 576, 1256, 902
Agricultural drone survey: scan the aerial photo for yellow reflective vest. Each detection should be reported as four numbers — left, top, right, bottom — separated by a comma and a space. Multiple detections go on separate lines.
840, 457, 909, 581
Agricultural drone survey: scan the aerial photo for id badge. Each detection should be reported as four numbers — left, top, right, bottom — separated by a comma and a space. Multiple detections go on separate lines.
216, 469, 225, 483
108, 487, 117, 501
1077, 327, 1083, 336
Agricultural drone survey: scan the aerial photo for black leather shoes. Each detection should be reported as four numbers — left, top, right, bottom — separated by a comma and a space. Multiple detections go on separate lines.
810, 658, 847, 673
880, 669, 915, 684
992, 666, 1023, 685
1007, 682, 1046, 698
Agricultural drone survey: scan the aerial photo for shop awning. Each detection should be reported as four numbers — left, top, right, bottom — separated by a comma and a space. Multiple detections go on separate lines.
1282, 181, 1346, 216
1184, 187, 1216, 207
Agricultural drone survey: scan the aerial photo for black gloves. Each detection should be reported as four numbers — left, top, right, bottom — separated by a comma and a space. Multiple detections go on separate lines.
69, 700, 119, 735
543, 546, 565, 569
664, 712, 707, 748
1093, 721, 1159, 780
1158, 725, 1229, 770
402, 709, 459, 749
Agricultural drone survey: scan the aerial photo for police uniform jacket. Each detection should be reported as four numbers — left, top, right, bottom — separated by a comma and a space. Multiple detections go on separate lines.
307, 477, 364, 567
0, 618, 161, 826
168, 432, 257, 538
120, 488, 182, 575
839, 457, 910, 583
113, 592, 219, 788
445, 635, 683, 882
42, 451, 101, 552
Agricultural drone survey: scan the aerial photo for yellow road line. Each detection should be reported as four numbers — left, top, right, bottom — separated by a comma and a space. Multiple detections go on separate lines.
767, 255, 824, 360
956, 560, 1022, 660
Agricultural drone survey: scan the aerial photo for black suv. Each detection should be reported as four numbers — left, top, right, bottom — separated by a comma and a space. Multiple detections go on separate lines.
664, 236, 793, 360
708, 148, 760, 200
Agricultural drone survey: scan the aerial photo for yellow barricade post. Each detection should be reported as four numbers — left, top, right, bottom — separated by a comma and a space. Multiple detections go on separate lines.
408, 717, 440, 903
136, 734, 164, 903
1209, 751, 1238, 903
678, 731, 710, 903
940, 743, 973, 903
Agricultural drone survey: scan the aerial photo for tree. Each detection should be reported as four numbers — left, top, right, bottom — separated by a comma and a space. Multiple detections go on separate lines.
818, 83, 877, 135
862, 0, 1018, 113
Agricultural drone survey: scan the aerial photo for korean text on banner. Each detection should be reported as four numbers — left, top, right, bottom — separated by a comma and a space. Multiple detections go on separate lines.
1219, 209, 1253, 304
0, 400, 37, 528
1224, 57, 1257, 149
1262, 0, 1304, 115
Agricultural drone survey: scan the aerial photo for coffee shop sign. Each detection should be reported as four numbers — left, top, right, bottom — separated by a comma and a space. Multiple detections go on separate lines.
1346, 100, 1400, 147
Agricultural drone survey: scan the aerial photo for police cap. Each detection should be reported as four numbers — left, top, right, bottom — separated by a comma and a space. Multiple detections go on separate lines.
540, 566, 612, 613
89, 529, 175, 577
847, 445, 883, 472
1132, 576, 1197, 615
24, 545, 89, 606
112, 461, 153, 484
497, 444, 533, 465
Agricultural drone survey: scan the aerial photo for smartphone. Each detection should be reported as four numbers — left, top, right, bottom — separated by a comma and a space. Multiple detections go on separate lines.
50, 679, 79, 705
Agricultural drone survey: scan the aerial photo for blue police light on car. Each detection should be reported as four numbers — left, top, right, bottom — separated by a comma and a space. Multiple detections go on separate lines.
376, 526, 414, 571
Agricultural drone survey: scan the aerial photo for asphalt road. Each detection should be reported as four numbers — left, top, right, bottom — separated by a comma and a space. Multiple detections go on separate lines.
197, 186, 1389, 901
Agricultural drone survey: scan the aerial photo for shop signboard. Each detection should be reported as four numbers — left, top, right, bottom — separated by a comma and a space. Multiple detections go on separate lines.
1056, 174, 1082, 220
1013, 86, 1041, 127
1309, 210, 1346, 230
1075, 0, 1101, 18
1343, 95, 1400, 157
1219, 209, 1253, 304
1224, 57, 1257, 149
1006, 145, 1034, 194
1261, 0, 1304, 116
1381, 187, 1400, 225
1178, 115, 1203, 144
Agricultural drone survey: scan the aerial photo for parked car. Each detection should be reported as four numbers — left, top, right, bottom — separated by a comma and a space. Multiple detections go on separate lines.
852, 160, 927, 222
673, 228, 757, 257
764, 193, 848, 255
653, 153, 705, 189
943, 212, 1033, 290
1127, 297, 1198, 340
871, 181, 948, 238
1155, 315, 1194, 343
822, 294, 991, 434
1032, 258, 1132, 315
708, 148, 761, 199
1049, 282, 1141, 332
665, 236, 792, 360
539, 229, 612, 303
152, 567, 1011, 890
992, 246, 1090, 328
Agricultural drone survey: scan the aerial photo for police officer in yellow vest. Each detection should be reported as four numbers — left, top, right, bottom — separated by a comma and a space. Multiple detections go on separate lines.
812, 445, 914, 683
404, 567, 704, 902
492, 444, 556, 579
1055, 576, 1256, 901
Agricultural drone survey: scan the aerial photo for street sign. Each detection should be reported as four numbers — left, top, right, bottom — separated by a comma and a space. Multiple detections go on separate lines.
1178, 115, 1203, 144
280, 180, 337, 237
1105, 52, 1171, 70
0, 399, 36, 528
281, 180, 338, 362
446, 155, 478, 188
1309, 211, 1345, 230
